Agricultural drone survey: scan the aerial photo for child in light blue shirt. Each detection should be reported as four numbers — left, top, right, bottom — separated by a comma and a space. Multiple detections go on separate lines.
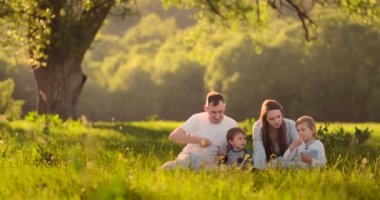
222, 127, 251, 169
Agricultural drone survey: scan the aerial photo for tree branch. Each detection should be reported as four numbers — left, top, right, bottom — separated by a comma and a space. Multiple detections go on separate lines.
256, 0, 261, 22
74, 0, 116, 57
205, 0, 222, 17
283, 0, 317, 41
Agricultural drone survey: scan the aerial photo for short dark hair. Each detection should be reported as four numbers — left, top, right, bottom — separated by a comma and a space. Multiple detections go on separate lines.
206, 91, 224, 106
226, 127, 246, 143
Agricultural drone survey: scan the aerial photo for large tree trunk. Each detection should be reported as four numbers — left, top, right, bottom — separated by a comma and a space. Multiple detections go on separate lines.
30, 0, 115, 119
33, 57, 87, 120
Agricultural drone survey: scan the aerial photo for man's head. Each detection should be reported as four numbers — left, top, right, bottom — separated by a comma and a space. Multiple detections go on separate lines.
204, 91, 225, 124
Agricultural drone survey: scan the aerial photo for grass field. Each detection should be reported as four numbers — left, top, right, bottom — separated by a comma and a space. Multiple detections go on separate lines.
0, 119, 379, 199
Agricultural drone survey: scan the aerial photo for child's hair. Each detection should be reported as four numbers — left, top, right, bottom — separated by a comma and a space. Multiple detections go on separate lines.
296, 115, 316, 136
226, 127, 246, 145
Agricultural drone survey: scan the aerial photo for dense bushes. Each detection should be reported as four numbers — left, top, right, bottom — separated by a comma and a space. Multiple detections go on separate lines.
211, 19, 380, 121
79, 15, 380, 121
0, 79, 23, 120
317, 124, 373, 149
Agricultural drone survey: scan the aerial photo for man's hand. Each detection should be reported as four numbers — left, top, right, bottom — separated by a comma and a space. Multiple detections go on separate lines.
199, 138, 212, 148
169, 128, 212, 147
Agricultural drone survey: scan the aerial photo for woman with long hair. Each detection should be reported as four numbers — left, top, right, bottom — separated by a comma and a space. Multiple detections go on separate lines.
252, 99, 299, 169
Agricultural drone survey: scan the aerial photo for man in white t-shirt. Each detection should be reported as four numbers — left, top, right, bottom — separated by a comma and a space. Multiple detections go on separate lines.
161, 91, 238, 170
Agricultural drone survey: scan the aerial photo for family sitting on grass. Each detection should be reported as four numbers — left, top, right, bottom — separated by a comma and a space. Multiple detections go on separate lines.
161, 91, 327, 170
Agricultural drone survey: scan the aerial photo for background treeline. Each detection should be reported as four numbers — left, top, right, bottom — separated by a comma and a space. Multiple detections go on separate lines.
0, 4, 379, 122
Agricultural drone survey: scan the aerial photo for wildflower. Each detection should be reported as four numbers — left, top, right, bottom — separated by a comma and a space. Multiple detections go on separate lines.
361, 157, 368, 165
37, 137, 47, 145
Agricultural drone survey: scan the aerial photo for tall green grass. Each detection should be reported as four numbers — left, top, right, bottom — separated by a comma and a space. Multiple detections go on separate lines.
0, 120, 379, 199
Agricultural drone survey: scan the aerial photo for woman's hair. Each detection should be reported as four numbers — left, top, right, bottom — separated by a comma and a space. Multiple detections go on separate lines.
259, 99, 287, 161
296, 115, 316, 136
226, 127, 246, 146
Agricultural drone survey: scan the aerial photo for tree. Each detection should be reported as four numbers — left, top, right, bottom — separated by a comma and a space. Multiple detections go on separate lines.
164, 0, 379, 41
1, 0, 133, 119
1, 0, 378, 120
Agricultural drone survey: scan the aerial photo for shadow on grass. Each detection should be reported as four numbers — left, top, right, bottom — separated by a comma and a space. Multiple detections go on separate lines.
93, 122, 183, 158
93, 122, 171, 139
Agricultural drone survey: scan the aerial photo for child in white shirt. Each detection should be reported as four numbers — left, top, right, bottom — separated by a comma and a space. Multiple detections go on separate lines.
283, 115, 327, 168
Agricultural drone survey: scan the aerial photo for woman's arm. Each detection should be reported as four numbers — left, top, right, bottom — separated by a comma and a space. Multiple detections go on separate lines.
252, 121, 267, 169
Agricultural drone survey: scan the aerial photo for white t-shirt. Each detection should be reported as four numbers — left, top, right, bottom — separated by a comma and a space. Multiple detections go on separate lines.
283, 139, 327, 168
180, 112, 238, 157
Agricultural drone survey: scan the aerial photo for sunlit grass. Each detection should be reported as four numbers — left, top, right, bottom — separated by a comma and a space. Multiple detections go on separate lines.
0, 120, 379, 199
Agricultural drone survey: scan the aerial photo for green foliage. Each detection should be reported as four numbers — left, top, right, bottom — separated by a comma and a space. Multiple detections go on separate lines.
0, 121, 12, 140
317, 124, 373, 151
164, 0, 380, 43
354, 127, 372, 145
25, 111, 64, 135
0, 79, 24, 120
294, 18, 380, 121
340, 0, 380, 21
318, 124, 353, 148
163, 0, 270, 31
3, 1, 380, 121
0, 0, 135, 66
240, 118, 255, 136
78, 14, 380, 121
145, 114, 159, 121
81, 13, 206, 120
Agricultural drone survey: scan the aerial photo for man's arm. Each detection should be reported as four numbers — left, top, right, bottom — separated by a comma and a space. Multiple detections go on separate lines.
168, 127, 211, 147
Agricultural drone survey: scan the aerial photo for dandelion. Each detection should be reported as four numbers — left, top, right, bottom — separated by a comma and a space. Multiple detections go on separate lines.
269, 153, 278, 168
241, 154, 251, 167
361, 157, 368, 165
37, 137, 47, 145
86, 160, 95, 169
217, 154, 226, 164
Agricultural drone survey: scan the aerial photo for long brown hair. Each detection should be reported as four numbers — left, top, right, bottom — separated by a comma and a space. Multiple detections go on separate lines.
259, 99, 287, 161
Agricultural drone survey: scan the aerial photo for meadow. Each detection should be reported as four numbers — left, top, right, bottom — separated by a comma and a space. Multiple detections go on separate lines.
0, 115, 379, 199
